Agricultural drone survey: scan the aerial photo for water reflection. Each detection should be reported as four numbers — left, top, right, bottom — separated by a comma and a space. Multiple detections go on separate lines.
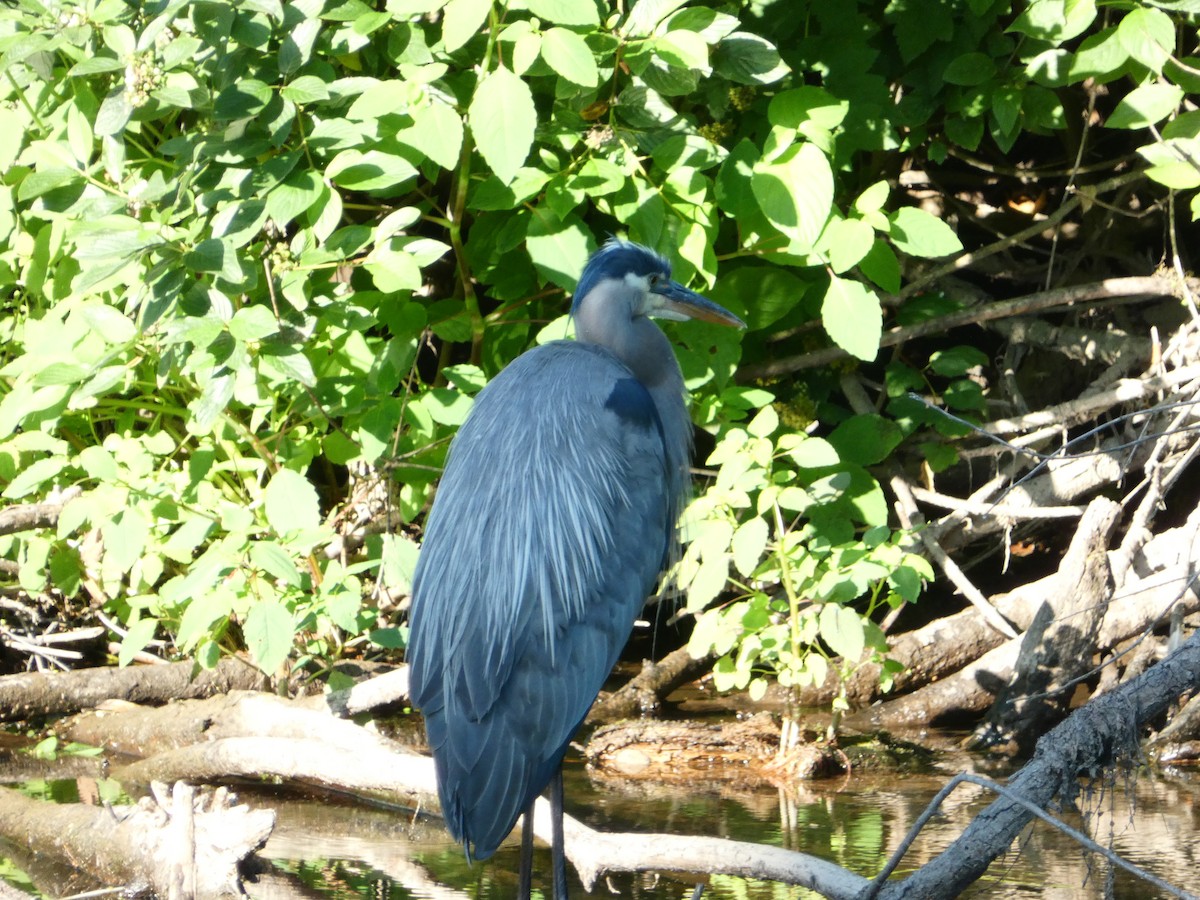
2, 742, 1197, 898
248, 755, 1200, 899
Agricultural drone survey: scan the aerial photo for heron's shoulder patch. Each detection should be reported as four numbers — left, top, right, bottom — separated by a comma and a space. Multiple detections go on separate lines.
603, 377, 657, 430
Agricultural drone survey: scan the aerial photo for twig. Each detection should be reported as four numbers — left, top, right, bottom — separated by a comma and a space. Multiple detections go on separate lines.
890, 475, 1018, 639
908, 486, 1084, 519
742, 274, 1184, 378
981, 366, 1200, 437
899, 171, 1144, 301
838, 373, 1016, 638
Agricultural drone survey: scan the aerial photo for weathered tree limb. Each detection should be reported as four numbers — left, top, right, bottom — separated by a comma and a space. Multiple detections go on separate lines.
550, 808, 870, 898
0, 656, 268, 723
851, 511, 1199, 730
0, 487, 80, 537
587, 645, 716, 724
0, 781, 273, 898
987, 317, 1150, 367
113, 735, 439, 802
874, 628, 1200, 899
980, 366, 1200, 437
969, 497, 1120, 755
890, 472, 1017, 638
742, 271, 1182, 378
75, 691, 864, 898
295, 665, 410, 716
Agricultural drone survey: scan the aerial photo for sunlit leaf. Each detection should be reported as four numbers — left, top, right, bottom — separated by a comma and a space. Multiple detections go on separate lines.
468, 66, 536, 184
264, 468, 321, 535
822, 276, 882, 362
244, 599, 294, 673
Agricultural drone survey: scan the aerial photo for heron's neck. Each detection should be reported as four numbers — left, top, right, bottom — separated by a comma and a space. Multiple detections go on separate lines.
576, 305, 678, 389
576, 308, 690, 463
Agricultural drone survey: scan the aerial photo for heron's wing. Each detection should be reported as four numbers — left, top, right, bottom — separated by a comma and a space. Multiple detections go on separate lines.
406, 341, 676, 858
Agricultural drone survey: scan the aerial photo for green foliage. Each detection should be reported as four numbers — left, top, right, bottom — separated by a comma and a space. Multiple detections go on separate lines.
2, 0, 1195, 690
683, 401, 933, 728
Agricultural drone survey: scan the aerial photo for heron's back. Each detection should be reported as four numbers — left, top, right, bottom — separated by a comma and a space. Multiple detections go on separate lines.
407, 340, 686, 859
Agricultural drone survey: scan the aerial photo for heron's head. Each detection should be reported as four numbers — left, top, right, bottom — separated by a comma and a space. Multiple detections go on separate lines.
571, 238, 745, 329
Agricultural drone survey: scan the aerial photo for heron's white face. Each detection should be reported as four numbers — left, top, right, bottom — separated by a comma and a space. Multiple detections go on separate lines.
624, 270, 695, 322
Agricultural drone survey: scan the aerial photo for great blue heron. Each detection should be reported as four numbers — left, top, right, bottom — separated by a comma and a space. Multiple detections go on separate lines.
407, 238, 745, 897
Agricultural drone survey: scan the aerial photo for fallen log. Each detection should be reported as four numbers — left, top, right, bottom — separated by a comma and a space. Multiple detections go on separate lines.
0, 656, 268, 723
969, 497, 1120, 755
850, 515, 1200, 731
872, 627, 1200, 899
588, 645, 715, 724
46, 661, 1198, 898
0, 781, 273, 898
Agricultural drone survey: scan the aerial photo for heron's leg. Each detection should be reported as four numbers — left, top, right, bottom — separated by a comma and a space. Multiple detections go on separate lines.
518, 804, 534, 900
551, 766, 569, 900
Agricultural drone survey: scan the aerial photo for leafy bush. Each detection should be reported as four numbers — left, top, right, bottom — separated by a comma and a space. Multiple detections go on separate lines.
2, 0, 1194, 705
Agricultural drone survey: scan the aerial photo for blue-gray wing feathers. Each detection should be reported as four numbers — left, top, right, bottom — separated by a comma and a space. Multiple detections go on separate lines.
407, 340, 681, 859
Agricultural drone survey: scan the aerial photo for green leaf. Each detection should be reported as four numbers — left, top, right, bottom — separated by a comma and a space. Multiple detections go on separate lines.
250, 541, 302, 586
541, 27, 599, 87
243, 599, 294, 673
827, 415, 904, 466
822, 276, 882, 362
929, 345, 989, 377
214, 79, 273, 119
1106, 82, 1183, 129
443, 0, 492, 53
624, 0, 691, 38
3, 456, 67, 499
820, 218, 875, 274
95, 87, 132, 136
468, 66, 536, 185
526, 209, 594, 290
279, 17, 320, 74
118, 618, 159, 667
281, 75, 330, 104
1117, 6, 1174, 73
1009, 0, 1096, 42
1068, 27, 1129, 83
859, 240, 901, 293
102, 510, 148, 575
819, 603, 865, 662
326, 149, 418, 192
527, 0, 599, 26
889, 207, 963, 258
176, 588, 234, 652
707, 265, 804, 332
402, 100, 463, 170
943, 52, 996, 86
264, 468, 321, 535
229, 305, 279, 341
731, 517, 768, 578
17, 168, 83, 202
712, 32, 789, 85
752, 142, 833, 252
779, 434, 840, 470
419, 388, 474, 426
768, 86, 848, 132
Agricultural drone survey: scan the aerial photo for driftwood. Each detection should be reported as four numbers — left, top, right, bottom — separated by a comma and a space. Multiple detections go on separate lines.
587, 644, 715, 724
0, 781, 272, 898
0, 656, 268, 723
968, 497, 1120, 755
585, 713, 801, 778
850, 502, 1200, 731
870, 627, 1200, 900
42, 655, 1195, 899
